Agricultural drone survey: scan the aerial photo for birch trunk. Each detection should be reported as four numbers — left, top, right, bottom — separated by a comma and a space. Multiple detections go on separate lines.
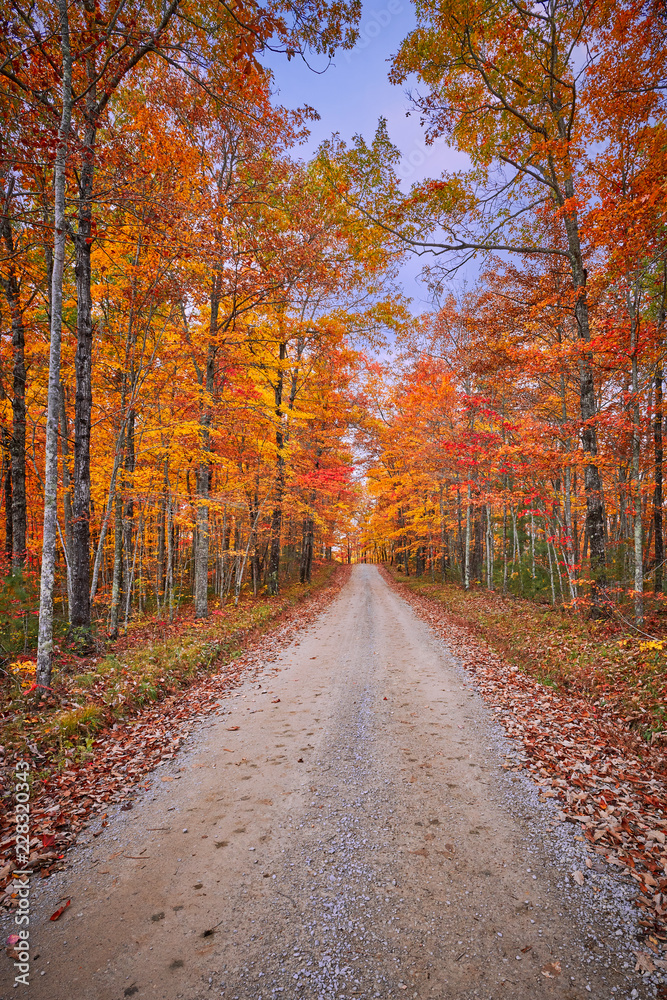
166, 493, 175, 621
36, 0, 72, 687
109, 486, 123, 638
546, 528, 556, 605
629, 282, 643, 625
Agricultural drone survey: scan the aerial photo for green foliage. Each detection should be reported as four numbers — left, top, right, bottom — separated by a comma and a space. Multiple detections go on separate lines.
0, 567, 39, 659
55, 704, 105, 738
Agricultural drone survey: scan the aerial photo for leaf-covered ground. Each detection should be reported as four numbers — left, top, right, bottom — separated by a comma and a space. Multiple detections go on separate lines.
384, 568, 667, 966
0, 564, 350, 904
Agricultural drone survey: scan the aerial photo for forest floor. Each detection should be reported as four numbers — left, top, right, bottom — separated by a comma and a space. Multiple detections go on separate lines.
1, 565, 664, 999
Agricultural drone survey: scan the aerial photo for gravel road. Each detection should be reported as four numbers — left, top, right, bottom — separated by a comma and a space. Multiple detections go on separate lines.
8, 566, 653, 999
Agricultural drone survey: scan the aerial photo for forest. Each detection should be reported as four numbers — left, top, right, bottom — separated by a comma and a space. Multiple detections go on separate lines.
1, 0, 667, 693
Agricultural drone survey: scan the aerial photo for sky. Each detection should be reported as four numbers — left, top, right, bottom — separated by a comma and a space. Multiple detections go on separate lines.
265, 1, 466, 312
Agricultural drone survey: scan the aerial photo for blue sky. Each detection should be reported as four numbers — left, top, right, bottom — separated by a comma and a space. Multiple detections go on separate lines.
265, 1, 466, 312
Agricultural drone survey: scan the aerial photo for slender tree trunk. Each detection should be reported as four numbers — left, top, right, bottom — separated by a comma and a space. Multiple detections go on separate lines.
195, 339, 216, 618
546, 530, 556, 605
70, 107, 97, 632
267, 457, 284, 594
59, 383, 74, 615
90, 418, 128, 604
0, 200, 28, 567
629, 283, 643, 625
655, 274, 665, 594
464, 483, 471, 590
439, 482, 447, 582
268, 341, 287, 596
10, 286, 26, 568
109, 486, 123, 638
486, 505, 494, 590
562, 201, 606, 607
122, 411, 135, 610
502, 503, 508, 594
157, 481, 167, 596
2, 438, 12, 560
300, 515, 315, 584
36, 0, 72, 687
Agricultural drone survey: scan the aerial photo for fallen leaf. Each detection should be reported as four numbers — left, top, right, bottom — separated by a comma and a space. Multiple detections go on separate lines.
572, 870, 585, 886
49, 899, 70, 921
227, 726, 240, 731
41, 833, 56, 849
271, 698, 280, 703
634, 950, 657, 974
541, 960, 561, 978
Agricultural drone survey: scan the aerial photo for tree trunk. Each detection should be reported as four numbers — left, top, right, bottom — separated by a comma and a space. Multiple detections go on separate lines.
560, 183, 606, 608
166, 493, 175, 620
194, 270, 219, 616
109, 485, 123, 639
502, 503, 507, 594
655, 272, 665, 594
157, 479, 167, 597
267, 342, 287, 596
70, 107, 97, 632
36, 0, 72, 687
486, 505, 494, 590
439, 482, 447, 582
300, 515, 314, 584
464, 483, 471, 590
629, 282, 643, 624
0, 201, 27, 567
546, 530, 556, 605
267, 459, 284, 595
2, 438, 12, 560
122, 410, 135, 615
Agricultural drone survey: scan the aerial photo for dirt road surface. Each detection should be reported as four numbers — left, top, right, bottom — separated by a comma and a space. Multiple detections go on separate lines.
4, 566, 650, 999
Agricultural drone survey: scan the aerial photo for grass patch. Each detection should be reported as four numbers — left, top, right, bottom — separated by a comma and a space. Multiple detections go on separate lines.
55, 705, 105, 738
71, 672, 97, 688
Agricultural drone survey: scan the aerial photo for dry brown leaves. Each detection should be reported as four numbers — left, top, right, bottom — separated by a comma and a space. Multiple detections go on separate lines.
383, 569, 667, 942
0, 566, 350, 905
